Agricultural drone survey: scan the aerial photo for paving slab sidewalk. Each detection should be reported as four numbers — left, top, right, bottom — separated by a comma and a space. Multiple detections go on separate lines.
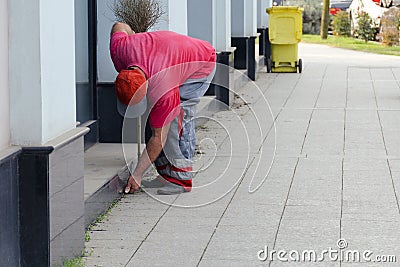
83, 43, 400, 267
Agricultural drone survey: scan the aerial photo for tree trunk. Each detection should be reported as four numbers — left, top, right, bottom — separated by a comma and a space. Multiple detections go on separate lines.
320, 0, 330, 39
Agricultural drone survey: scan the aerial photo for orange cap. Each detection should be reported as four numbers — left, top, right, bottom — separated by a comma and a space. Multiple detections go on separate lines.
115, 69, 147, 106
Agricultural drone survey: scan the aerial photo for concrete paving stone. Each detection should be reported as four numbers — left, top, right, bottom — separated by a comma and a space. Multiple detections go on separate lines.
343, 158, 389, 171
374, 93, 400, 109
101, 210, 169, 224
276, 108, 313, 123
241, 103, 275, 122
303, 149, 344, 158
341, 203, 400, 223
144, 229, 212, 244
233, 181, 291, 206
152, 214, 219, 233
162, 204, 227, 219
285, 97, 320, 110
219, 203, 283, 227
346, 98, 377, 109
344, 149, 388, 159
382, 132, 400, 157
345, 130, 385, 147
84, 45, 400, 266
342, 184, 396, 204
317, 96, 346, 109
392, 67, 400, 80
150, 190, 230, 209
282, 205, 341, 221
324, 64, 348, 80
287, 195, 340, 207
388, 160, 400, 172
348, 67, 371, 80
271, 263, 340, 267
341, 263, 398, 267
86, 224, 149, 241
89, 219, 158, 236
118, 193, 177, 209
370, 68, 397, 81
84, 257, 127, 267
346, 109, 379, 122
299, 63, 327, 79
288, 178, 342, 203
305, 127, 345, 139
234, 170, 292, 196
341, 220, 400, 253
275, 219, 340, 250
342, 169, 393, 186
85, 238, 141, 251
199, 259, 261, 267
294, 157, 342, 175
345, 124, 382, 132
242, 157, 298, 192
391, 170, 400, 201
309, 109, 345, 121
345, 127, 382, 137
212, 224, 276, 245
203, 239, 272, 262
302, 138, 344, 156
275, 139, 305, 154
270, 73, 300, 87
379, 111, 400, 131
106, 204, 167, 218
126, 237, 208, 267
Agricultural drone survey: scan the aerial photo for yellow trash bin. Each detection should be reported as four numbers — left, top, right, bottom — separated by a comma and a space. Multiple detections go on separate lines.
266, 6, 303, 73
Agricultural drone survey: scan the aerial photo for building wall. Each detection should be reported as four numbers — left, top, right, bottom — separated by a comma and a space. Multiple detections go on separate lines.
9, 0, 76, 145
188, 0, 214, 45
231, 0, 245, 36
40, 0, 76, 143
157, 0, 187, 35
0, 0, 10, 150
97, 0, 118, 83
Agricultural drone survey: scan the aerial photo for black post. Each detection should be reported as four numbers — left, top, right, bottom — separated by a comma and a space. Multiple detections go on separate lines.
265, 28, 272, 66
18, 147, 53, 267
257, 28, 267, 56
247, 36, 257, 81
214, 51, 232, 107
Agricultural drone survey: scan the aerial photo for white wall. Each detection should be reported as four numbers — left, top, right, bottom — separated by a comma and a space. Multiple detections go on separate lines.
97, 0, 118, 83
75, 0, 89, 83
231, 0, 245, 37
188, 0, 214, 45
157, 0, 187, 35
9, 0, 76, 145
245, 0, 257, 36
40, 0, 76, 143
213, 0, 231, 52
0, 0, 10, 150
257, 0, 268, 28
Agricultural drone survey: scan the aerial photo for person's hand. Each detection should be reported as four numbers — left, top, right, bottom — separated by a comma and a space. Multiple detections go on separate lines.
124, 175, 141, 194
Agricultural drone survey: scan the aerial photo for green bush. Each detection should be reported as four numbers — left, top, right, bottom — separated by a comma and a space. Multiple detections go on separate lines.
355, 12, 375, 42
332, 11, 351, 37
379, 8, 400, 46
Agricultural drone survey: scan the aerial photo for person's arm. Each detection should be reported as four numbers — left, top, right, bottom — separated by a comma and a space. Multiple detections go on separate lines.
124, 123, 170, 193
111, 22, 134, 36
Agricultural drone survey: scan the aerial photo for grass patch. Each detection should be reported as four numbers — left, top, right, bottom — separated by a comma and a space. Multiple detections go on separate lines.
61, 257, 84, 267
85, 198, 121, 242
60, 198, 122, 266
302, 34, 400, 56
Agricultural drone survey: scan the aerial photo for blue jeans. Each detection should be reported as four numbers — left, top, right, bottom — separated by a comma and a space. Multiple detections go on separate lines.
145, 68, 216, 188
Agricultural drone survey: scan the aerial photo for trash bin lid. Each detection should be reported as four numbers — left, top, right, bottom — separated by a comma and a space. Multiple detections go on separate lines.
266, 6, 303, 14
